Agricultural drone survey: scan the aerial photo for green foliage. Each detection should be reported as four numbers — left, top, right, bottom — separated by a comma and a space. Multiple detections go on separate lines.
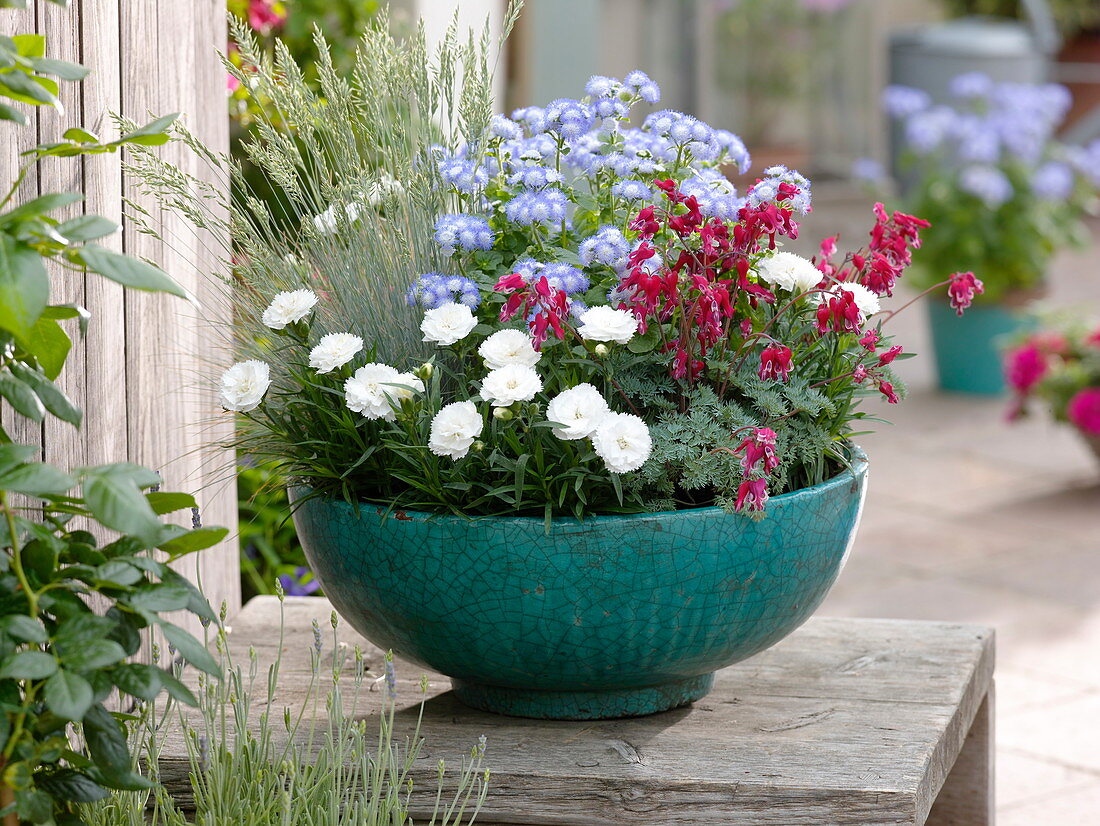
0, 31, 85, 125
1, 26, 227, 825
79, 604, 488, 826
902, 159, 1094, 302
237, 462, 306, 601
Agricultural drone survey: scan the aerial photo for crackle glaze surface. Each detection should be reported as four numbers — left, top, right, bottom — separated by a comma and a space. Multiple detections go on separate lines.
291, 449, 867, 719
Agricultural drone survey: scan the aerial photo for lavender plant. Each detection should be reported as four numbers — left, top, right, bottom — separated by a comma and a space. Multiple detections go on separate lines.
80, 598, 488, 826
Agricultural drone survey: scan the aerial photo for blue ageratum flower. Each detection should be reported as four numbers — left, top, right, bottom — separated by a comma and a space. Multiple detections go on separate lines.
958, 164, 1013, 207
511, 106, 549, 135
624, 70, 661, 104
1031, 161, 1075, 201
504, 190, 568, 225
585, 75, 630, 120
611, 179, 654, 202
747, 165, 812, 214
514, 260, 588, 294
904, 106, 957, 155
407, 273, 481, 309
434, 214, 495, 256
713, 129, 751, 174
489, 113, 524, 141
579, 226, 631, 270
544, 98, 595, 141
950, 72, 994, 100
680, 170, 744, 221
507, 164, 564, 190
882, 85, 931, 118
438, 157, 489, 193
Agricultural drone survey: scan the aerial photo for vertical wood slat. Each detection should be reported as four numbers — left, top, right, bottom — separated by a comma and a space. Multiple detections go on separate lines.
1, 0, 239, 626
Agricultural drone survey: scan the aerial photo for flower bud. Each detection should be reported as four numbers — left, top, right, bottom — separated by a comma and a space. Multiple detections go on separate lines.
594, 343, 610, 357
492, 407, 513, 421
416, 362, 434, 380
471, 440, 485, 453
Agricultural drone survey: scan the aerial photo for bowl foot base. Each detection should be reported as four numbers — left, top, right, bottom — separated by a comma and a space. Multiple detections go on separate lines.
450, 673, 715, 720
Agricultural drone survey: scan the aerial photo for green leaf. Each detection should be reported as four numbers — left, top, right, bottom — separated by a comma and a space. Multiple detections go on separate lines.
127, 581, 192, 613
36, 769, 107, 803
14, 788, 51, 823
62, 126, 99, 143
0, 461, 76, 496
57, 214, 116, 242
0, 102, 27, 125
160, 622, 219, 677
0, 615, 46, 643
58, 639, 126, 672
27, 56, 88, 81
156, 667, 197, 706
24, 316, 73, 381
81, 465, 163, 547
0, 71, 59, 109
94, 560, 142, 587
9, 364, 79, 428
0, 233, 49, 341
11, 35, 45, 58
145, 491, 196, 515
0, 443, 37, 476
0, 192, 84, 224
44, 669, 93, 720
0, 371, 44, 421
82, 704, 130, 779
160, 567, 216, 622
108, 663, 160, 701
74, 244, 193, 302
0, 650, 57, 679
158, 527, 229, 558
116, 112, 179, 146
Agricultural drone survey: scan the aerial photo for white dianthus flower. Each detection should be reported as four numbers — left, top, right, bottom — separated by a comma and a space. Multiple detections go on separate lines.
309, 333, 363, 374
591, 412, 652, 473
480, 364, 543, 407
220, 360, 271, 413
754, 251, 823, 295
261, 289, 318, 330
833, 282, 881, 318
577, 306, 639, 345
421, 302, 478, 346
478, 329, 541, 370
428, 401, 483, 460
312, 202, 363, 235
545, 383, 610, 440
344, 363, 423, 421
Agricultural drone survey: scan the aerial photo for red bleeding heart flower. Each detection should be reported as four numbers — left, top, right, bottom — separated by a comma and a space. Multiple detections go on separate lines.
735, 477, 769, 513
759, 345, 793, 381
947, 271, 984, 316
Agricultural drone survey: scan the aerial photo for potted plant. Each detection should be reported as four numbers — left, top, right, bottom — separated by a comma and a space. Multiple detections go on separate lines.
133, 18, 980, 721
1004, 317, 1100, 460
879, 73, 1096, 394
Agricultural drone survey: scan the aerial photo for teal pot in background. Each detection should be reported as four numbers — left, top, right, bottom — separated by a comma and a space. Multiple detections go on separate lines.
290, 449, 868, 720
928, 299, 1035, 395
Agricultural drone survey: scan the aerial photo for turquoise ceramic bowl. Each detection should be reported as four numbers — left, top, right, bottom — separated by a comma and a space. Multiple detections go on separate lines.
928, 300, 1034, 395
290, 448, 868, 720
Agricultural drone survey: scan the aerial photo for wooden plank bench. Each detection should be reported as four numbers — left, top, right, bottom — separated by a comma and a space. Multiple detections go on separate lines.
161, 596, 994, 826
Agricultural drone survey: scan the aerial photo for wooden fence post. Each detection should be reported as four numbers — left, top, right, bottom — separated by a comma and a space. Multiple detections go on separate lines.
0, 0, 240, 628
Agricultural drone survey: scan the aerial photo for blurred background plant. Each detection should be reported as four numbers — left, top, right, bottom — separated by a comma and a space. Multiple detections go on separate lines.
938, 0, 1100, 37
237, 462, 314, 600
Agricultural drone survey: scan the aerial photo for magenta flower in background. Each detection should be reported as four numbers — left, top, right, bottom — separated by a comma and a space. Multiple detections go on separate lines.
249, 0, 286, 33
1005, 344, 1048, 396
1067, 388, 1100, 435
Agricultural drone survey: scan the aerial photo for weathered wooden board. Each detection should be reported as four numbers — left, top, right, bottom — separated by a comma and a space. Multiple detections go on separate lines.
159, 597, 994, 826
0, 0, 239, 625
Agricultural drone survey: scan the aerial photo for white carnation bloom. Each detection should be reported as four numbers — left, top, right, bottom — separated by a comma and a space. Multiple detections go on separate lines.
262, 289, 318, 330
754, 251, 823, 294
220, 360, 271, 413
577, 306, 639, 345
478, 329, 541, 370
344, 363, 423, 421
545, 383, 609, 440
365, 173, 405, 206
480, 364, 543, 407
429, 401, 483, 460
309, 333, 363, 373
421, 302, 478, 346
591, 412, 652, 473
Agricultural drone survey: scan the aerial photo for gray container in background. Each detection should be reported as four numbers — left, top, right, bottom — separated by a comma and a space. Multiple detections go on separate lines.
888, 17, 1048, 185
